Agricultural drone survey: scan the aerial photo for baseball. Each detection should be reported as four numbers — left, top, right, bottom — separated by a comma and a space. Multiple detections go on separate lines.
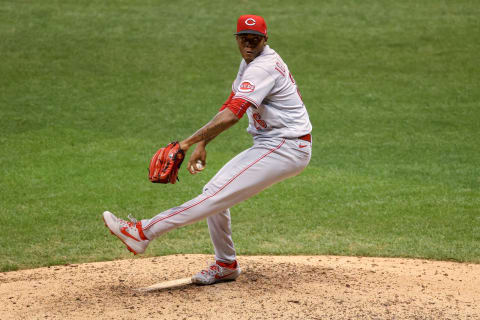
196, 160, 204, 170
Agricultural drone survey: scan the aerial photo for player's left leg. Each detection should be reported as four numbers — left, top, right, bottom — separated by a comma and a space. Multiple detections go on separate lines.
188, 208, 240, 285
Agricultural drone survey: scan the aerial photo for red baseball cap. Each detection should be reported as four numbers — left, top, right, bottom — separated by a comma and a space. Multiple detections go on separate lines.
235, 15, 267, 37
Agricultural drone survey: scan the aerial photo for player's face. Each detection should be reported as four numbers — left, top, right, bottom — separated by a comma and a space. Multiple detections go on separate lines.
236, 34, 267, 64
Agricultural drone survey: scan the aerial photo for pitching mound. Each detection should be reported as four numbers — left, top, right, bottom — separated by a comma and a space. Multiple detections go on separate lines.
1, 254, 478, 319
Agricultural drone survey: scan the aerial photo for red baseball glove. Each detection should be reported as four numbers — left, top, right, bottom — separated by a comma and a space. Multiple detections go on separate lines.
148, 141, 185, 184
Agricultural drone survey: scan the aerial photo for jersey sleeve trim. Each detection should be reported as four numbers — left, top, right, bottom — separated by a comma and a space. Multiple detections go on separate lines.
233, 95, 259, 108
219, 91, 235, 112
226, 98, 252, 118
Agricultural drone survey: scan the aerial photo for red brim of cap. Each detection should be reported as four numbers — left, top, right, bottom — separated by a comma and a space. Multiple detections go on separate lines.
234, 30, 266, 36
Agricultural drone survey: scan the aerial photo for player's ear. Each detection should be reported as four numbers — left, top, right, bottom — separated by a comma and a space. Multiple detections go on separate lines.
264, 36, 268, 43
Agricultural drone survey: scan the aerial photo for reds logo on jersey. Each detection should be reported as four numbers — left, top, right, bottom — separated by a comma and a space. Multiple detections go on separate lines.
238, 81, 255, 93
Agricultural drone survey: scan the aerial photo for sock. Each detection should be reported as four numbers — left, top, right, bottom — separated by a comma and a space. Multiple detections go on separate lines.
217, 260, 237, 269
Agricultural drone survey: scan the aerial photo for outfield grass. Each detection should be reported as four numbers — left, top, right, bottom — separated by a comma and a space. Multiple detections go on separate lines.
1, 0, 479, 271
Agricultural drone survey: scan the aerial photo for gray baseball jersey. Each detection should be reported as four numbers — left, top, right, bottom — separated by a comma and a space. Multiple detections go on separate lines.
142, 45, 312, 263
233, 45, 312, 139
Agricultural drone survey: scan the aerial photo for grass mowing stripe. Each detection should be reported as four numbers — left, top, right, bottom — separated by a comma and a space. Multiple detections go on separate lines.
1, 0, 479, 271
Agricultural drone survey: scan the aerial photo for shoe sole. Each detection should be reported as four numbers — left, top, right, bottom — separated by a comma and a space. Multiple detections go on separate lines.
102, 215, 138, 255
192, 278, 238, 286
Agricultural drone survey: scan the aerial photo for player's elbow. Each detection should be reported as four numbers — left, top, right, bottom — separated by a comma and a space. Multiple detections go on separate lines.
228, 112, 241, 125
222, 108, 241, 125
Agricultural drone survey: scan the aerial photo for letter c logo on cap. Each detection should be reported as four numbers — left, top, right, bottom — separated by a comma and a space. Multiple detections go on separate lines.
245, 18, 256, 26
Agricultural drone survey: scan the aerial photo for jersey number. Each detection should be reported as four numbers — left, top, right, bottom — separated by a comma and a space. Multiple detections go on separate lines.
253, 112, 267, 130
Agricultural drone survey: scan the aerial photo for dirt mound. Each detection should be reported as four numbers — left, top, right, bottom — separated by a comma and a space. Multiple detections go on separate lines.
1, 254, 478, 319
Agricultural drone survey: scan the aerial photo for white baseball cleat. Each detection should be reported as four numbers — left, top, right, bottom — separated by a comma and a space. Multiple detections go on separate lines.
191, 261, 241, 285
102, 211, 150, 255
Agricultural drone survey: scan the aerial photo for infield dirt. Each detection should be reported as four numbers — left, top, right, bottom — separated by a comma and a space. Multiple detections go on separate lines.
1, 254, 478, 319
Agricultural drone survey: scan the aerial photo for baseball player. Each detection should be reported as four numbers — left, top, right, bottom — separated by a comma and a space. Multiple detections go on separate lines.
103, 14, 312, 285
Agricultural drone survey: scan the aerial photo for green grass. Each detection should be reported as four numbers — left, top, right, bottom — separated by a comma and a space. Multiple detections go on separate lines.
1, 0, 479, 271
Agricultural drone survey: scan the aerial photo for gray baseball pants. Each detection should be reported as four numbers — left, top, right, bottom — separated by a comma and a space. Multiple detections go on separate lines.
141, 136, 312, 263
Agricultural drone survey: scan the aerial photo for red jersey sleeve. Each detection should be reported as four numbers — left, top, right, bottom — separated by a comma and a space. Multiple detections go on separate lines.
219, 91, 235, 112
226, 98, 251, 119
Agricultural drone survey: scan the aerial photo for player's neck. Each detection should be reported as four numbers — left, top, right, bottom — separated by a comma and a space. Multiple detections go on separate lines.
245, 47, 266, 64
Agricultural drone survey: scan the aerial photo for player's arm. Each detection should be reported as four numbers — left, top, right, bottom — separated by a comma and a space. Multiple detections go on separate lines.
180, 91, 238, 151
181, 95, 251, 174
179, 107, 239, 153
195, 91, 236, 147
181, 108, 237, 175
184, 134, 219, 175
183, 91, 234, 174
